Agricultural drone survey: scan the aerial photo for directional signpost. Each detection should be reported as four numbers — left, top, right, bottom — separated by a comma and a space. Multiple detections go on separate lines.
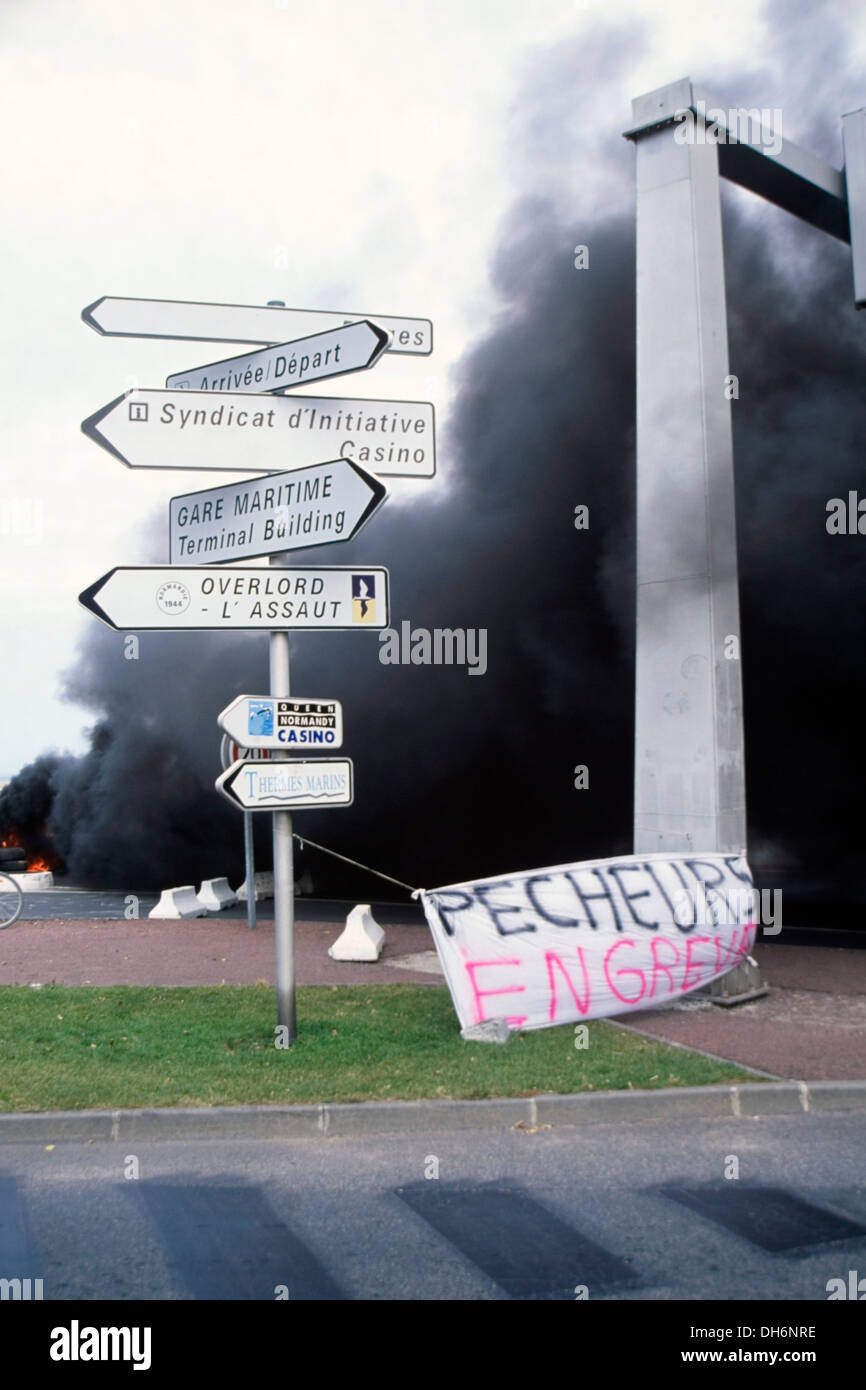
166, 320, 390, 394
169, 461, 387, 563
78, 566, 390, 631
81, 290, 431, 1044
216, 758, 353, 811
81, 389, 436, 477
82, 295, 432, 354
219, 695, 343, 751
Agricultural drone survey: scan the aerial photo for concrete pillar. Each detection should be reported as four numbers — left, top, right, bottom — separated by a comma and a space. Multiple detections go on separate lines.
626, 80, 746, 856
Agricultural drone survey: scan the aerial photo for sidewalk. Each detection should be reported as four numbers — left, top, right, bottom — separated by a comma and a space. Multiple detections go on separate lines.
1, 916, 863, 1082
613, 943, 866, 1082
0, 916, 438, 987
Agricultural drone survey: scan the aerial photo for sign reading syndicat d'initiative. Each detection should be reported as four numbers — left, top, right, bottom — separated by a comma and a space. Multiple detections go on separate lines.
81, 389, 436, 478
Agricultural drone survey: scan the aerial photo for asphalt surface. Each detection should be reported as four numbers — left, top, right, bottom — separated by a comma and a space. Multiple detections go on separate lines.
1, 1111, 864, 1300
8, 889, 426, 925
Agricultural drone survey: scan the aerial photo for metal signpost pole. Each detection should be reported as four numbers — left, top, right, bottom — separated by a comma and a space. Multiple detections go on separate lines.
243, 812, 256, 931
269, 563, 296, 1041
268, 297, 294, 1039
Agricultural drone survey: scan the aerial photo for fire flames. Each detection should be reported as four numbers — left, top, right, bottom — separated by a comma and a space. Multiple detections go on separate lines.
1, 829, 59, 873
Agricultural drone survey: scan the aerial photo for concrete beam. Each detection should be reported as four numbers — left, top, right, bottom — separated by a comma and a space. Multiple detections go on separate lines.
625, 78, 850, 242
842, 107, 866, 305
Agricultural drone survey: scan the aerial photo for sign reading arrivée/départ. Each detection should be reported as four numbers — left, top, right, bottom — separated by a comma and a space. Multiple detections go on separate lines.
219, 695, 343, 750
81, 389, 436, 478
78, 566, 389, 631
169, 460, 387, 563
216, 758, 353, 811
166, 320, 389, 394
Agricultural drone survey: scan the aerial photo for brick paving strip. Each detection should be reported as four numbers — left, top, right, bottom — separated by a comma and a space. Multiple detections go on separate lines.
612, 944, 866, 1082
0, 918, 438, 988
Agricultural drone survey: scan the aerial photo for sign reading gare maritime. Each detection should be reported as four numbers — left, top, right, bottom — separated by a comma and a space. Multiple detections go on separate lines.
169, 462, 386, 563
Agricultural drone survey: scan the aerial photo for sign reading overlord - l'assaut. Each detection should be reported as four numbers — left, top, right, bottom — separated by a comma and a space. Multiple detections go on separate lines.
78, 566, 389, 630
166, 320, 389, 394
219, 695, 343, 750
420, 852, 757, 1032
82, 295, 432, 354
169, 461, 387, 563
81, 390, 436, 477
216, 757, 353, 811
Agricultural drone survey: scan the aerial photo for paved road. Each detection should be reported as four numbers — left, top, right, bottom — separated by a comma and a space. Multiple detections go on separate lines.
1, 1111, 864, 1301
10, 890, 424, 925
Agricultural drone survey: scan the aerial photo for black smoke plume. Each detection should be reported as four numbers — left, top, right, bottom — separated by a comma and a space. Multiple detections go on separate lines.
3, 34, 865, 922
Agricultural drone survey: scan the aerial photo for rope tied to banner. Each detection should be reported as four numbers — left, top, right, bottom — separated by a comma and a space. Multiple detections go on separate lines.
293, 832, 423, 897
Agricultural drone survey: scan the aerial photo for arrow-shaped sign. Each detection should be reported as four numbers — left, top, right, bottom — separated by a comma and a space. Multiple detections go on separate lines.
82, 296, 432, 355
79, 566, 389, 631
169, 460, 387, 563
81, 389, 435, 477
165, 321, 390, 395
219, 695, 344, 751
216, 758, 353, 811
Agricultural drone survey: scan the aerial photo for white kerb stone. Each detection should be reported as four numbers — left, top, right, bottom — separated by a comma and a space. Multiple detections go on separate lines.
148, 886, 208, 919
460, 1018, 511, 1044
196, 877, 238, 911
328, 905, 385, 962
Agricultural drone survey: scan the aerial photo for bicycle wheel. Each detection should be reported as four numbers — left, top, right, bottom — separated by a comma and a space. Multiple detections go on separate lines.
0, 871, 24, 927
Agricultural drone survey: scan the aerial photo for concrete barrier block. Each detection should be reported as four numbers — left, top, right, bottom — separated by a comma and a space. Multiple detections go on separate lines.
148, 886, 208, 919
236, 872, 274, 902
328, 904, 385, 962
196, 877, 238, 911
7, 870, 54, 892
460, 1018, 511, 1044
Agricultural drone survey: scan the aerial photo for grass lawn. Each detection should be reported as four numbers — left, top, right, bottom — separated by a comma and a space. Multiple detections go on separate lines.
0, 983, 759, 1112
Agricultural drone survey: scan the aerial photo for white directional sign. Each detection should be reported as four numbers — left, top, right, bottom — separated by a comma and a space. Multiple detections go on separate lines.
82, 296, 432, 354
78, 566, 389, 631
169, 461, 387, 563
81, 389, 436, 478
216, 758, 353, 811
165, 321, 390, 394
219, 695, 343, 750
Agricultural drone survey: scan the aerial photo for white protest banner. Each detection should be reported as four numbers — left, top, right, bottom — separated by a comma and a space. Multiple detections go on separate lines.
420, 851, 757, 1032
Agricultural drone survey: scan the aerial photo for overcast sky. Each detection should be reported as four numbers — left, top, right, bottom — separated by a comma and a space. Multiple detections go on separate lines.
1, 0, 864, 776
